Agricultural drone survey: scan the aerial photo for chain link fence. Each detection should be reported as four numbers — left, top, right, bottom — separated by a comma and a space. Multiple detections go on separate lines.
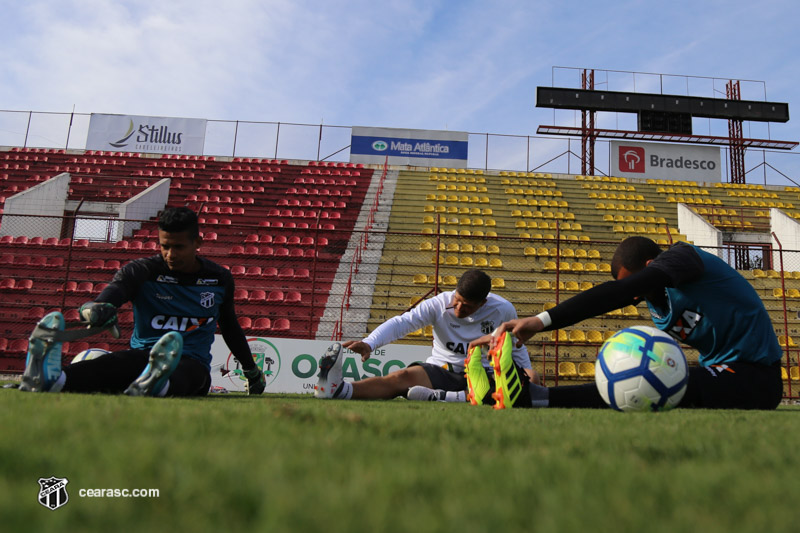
2, 210, 800, 398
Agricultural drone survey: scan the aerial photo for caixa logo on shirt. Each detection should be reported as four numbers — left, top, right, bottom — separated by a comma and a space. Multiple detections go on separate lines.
151, 315, 215, 332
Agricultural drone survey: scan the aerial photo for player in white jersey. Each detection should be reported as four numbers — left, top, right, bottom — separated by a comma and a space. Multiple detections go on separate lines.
314, 269, 533, 402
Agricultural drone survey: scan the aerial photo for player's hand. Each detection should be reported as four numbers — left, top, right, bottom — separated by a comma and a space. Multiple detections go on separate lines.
343, 340, 372, 362
497, 317, 545, 348
244, 366, 266, 395
467, 334, 494, 353
79, 302, 119, 338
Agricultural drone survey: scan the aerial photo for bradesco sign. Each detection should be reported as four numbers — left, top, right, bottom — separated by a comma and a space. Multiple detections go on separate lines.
86, 113, 207, 155
209, 337, 430, 394
350, 126, 469, 168
611, 141, 721, 182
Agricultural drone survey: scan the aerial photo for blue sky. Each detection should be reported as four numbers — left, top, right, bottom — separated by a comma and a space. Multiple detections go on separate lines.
1, 0, 799, 182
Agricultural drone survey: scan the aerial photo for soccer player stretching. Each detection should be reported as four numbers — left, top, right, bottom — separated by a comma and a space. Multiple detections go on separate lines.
469, 237, 783, 409
314, 269, 533, 404
20, 207, 265, 397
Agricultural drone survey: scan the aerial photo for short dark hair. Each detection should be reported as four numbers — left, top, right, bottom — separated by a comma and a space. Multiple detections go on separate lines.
455, 269, 492, 303
158, 207, 200, 239
610, 236, 663, 278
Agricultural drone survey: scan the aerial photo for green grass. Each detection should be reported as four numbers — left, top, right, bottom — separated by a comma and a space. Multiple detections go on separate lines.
2, 389, 800, 533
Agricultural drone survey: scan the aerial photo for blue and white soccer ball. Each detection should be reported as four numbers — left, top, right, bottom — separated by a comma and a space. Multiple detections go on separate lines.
71, 348, 110, 364
595, 326, 688, 412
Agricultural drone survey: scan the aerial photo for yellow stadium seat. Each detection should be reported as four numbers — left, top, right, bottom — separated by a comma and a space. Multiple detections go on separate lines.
489, 258, 503, 268
491, 278, 505, 289
442, 275, 457, 286
587, 330, 604, 343
412, 274, 428, 284
568, 330, 586, 342
558, 361, 577, 377
578, 362, 595, 378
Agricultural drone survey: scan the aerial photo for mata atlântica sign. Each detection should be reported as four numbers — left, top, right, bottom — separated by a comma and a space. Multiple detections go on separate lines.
350, 126, 468, 168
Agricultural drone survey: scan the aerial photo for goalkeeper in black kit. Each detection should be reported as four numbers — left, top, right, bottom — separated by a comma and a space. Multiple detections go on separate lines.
19, 207, 265, 397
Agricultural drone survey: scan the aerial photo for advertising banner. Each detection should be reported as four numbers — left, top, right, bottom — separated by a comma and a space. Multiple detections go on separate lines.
611, 140, 721, 182
86, 113, 207, 155
350, 126, 468, 168
209, 336, 432, 394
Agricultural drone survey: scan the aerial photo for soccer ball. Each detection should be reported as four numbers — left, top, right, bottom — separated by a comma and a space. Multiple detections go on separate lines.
595, 326, 688, 412
71, 348, 110, 364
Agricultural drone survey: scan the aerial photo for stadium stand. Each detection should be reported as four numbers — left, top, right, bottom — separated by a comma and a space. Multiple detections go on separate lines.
2, 146, 800, 397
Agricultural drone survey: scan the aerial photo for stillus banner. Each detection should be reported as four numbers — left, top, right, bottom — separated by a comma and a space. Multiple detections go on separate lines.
86, 113, 207, 155
611, 140, 721, 182
350, 126, 469, 168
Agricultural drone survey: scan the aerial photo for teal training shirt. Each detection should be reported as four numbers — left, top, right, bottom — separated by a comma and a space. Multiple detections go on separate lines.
646, 243, 782, 367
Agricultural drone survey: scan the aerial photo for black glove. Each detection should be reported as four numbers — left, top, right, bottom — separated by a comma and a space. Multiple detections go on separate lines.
79, 302, 118, 329
244, 366, 266, 395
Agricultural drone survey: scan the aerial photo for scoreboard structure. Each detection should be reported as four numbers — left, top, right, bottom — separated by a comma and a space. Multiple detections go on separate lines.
535, 69, 797, 183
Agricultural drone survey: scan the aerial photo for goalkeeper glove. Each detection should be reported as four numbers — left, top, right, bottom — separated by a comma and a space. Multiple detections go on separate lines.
244, 366, 266, 395
79, 302, 120, 338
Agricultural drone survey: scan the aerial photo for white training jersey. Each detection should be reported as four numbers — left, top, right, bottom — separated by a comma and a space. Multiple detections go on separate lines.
362, 291, 531, 370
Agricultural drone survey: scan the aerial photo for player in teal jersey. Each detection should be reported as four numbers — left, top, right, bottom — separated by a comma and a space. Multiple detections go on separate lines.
19, 207, 264, 397
469, 236, 783, 409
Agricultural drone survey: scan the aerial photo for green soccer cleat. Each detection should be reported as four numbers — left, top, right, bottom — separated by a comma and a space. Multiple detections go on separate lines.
20, 311, 66, 392
465, 344, 491, 405
124, 332, 183, 397
490, 330, 523, 409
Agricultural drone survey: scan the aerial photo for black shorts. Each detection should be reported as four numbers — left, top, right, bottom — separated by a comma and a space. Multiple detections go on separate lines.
679, 360, 783, 409
63, 349, 211, 397
410, 362, 470, 391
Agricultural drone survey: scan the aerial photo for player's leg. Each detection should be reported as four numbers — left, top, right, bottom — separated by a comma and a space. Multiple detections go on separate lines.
124, 332, 184, 396
679, 361, 782, 409
19, 311, 66, 392
350, 365, 435, 399
62, 349, 150, 393
161, 356, 212, 397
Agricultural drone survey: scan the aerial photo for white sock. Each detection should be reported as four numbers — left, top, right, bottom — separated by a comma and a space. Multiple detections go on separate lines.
529, 383, 549, 407
48, 372, 66, 393
333, 380, 353, 400
444, 390, 466, 402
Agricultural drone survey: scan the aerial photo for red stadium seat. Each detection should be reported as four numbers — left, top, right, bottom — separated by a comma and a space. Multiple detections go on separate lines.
267, 290, 284, 303
252, 318, 272, 331
86, 259, 104, 270
25, 307, 46, 320
9, 338, 29, 355
277, 268, 294, 279
14, 279, 33, 291
272, 318, 290, 332
234, 289, 248, 303
103, 260, 121, 271
75, 282, 93, 295
230, 265, 246, 276
245, 266, 262, 277
285, 291, 302, 304
247, 290, 266, 303
238, 317, 252, 329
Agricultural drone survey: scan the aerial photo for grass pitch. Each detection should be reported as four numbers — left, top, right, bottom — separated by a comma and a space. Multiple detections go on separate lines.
2, 389, 800, 533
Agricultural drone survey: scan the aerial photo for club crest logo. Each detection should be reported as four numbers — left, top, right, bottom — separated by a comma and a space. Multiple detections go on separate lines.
481, 320, 495, 335
199, 291, 215, 309
38, 476, 69, 511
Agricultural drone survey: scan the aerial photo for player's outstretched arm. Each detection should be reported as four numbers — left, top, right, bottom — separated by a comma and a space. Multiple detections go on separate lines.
342, 340, 373, 362
468, 316, 545, 351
